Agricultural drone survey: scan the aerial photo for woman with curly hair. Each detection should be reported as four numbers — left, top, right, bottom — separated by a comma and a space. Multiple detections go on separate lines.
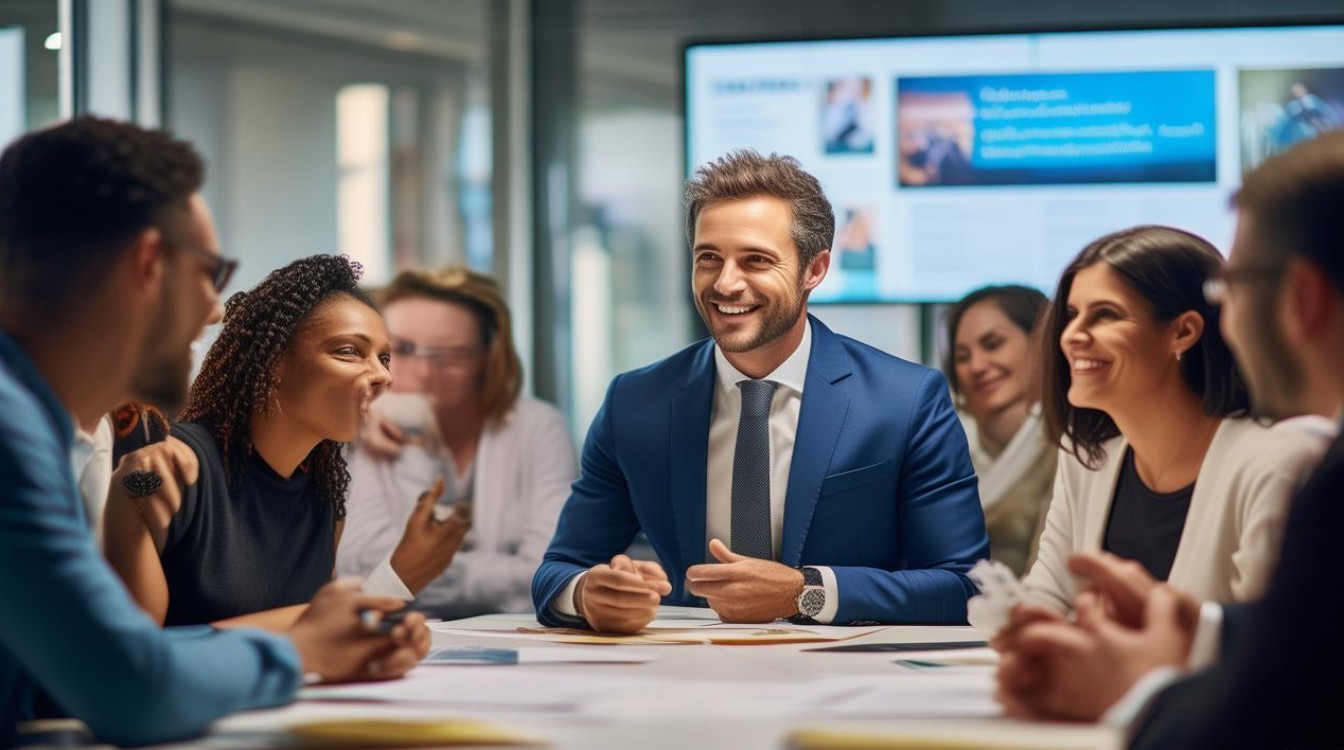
103, 254, 466, 627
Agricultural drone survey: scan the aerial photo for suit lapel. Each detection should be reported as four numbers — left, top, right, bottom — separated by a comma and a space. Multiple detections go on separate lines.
781, 317, 852, 566
669, 342, 715, 589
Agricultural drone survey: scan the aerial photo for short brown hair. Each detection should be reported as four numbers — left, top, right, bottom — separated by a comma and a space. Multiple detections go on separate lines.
379, 267, 522, 423
684, 149, 834, 267
1233, 130, 1344, 292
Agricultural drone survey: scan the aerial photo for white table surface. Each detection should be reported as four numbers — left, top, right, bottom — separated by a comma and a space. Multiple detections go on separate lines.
135, 607, 1121, 750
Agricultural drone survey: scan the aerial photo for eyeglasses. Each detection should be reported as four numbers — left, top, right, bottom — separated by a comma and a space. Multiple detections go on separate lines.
168, 241, 239, 293
390, 338, 483, 368
1203, 265, 1282, 306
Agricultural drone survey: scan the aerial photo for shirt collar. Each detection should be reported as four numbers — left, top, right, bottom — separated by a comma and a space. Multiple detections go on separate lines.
713, 318, 812, 396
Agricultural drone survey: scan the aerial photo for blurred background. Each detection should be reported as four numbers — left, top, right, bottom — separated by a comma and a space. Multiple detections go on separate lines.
3, 0, 1342, 439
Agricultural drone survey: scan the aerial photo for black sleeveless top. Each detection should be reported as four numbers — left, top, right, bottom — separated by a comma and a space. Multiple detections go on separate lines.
159, 421, 336, 626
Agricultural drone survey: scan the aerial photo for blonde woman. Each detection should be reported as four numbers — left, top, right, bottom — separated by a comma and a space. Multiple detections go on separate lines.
337, 268, 577, 619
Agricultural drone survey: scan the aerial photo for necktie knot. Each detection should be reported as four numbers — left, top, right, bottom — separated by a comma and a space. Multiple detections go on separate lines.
737, 379, 777, 419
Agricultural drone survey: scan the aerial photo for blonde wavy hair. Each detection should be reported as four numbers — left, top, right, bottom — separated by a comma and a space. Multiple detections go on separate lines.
378, 267, 523, 423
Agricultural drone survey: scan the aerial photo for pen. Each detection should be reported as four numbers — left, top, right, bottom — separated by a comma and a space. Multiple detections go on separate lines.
359, 606, 413, 634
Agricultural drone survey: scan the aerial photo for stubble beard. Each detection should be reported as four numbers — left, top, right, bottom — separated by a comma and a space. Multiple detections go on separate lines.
696, 281, 807, 354
130, 284, 193, 413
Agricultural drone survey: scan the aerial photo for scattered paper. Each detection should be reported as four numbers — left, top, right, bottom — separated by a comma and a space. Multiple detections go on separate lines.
301, 667, 644, 710
966, 560, 1029, 634
420, 646, 656, 665
809, 672, 1002, 718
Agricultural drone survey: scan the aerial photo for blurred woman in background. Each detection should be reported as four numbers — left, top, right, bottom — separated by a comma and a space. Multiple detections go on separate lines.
945, 284, 1054, 575
337, 267, 577, 619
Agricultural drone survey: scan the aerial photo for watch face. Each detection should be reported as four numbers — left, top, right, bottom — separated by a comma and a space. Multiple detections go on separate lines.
800, 588, 826, 617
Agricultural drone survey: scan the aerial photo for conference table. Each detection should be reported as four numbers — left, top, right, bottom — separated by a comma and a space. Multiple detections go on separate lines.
23, 607, 1121, 749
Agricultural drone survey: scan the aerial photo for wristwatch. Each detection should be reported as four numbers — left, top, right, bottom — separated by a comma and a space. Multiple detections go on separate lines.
795, 566, 825, 620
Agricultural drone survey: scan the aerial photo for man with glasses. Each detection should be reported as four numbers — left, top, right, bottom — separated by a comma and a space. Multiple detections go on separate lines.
994, 131, 1344, 748
0, 117, 428, 746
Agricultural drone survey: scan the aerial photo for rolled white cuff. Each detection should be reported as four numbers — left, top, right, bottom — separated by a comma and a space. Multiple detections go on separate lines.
1186, 601, 1223, 670
809, 566, 840, 625
362, 555, 414, 601
1101, 665, 1181, 733
551, 572, 585, 618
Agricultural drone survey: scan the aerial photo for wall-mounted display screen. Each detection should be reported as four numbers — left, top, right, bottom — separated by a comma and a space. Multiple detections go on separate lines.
685, 24, 1344, 302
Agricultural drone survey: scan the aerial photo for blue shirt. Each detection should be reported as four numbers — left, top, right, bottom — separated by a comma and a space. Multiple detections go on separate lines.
0, 330, 302, 747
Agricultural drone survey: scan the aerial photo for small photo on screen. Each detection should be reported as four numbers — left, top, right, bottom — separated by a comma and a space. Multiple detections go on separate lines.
813, 206, 879, 303
821, 77, 875, 155
1239, 68, 1344, 171
897, 89, 977, 186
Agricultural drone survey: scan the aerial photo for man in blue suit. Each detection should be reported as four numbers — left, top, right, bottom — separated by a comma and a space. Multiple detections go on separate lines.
532, 150, 988, 633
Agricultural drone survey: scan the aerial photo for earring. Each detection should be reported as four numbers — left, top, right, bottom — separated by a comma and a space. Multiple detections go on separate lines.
1176, 350, 1184, 362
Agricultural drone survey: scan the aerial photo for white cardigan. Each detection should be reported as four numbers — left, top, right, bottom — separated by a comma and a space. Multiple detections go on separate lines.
1022, 416, 1334, 611
337, 397, 578, 618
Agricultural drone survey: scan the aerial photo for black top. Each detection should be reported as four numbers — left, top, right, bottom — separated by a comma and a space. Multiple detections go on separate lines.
160, 421, 335, 626
1101, 447, 1194, 582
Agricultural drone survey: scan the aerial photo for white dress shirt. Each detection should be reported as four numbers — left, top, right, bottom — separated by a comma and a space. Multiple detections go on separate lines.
70, 416, 113, 538
555, 320, 840, 623
341, 397, 578, 614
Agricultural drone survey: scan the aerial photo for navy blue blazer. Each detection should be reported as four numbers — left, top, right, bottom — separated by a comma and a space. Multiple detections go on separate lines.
532, 316, 988, 626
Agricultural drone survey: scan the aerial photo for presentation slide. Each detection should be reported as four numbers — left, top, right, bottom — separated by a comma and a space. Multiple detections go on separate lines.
897, 71, 1217, 187
686, 25, 1344, 302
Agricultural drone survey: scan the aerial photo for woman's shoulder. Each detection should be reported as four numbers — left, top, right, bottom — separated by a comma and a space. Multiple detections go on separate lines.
499, 397, 570, 434
169, 421, 225, 468
1210, 415, 1336, 478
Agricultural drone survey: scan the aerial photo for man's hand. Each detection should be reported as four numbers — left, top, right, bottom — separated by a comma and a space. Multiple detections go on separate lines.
685, 538, 803, 623
107, 437, 199, 553
1068, 551, 1200, 630
574, 555, 671, 634
359, 411, 409, 461
287, 579, 431, 683
995, 586, 1196, 721
390, 477, 469, 593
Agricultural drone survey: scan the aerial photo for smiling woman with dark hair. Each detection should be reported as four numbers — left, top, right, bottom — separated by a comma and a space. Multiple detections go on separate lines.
103, 255, 465, 627
1018, 225, 1331, 611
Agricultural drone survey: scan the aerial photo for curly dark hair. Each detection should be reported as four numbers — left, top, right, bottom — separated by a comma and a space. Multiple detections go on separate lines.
0, 117, 203, 324
179, 254, 375, 518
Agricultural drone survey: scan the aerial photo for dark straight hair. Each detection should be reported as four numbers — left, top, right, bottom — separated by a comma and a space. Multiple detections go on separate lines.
942, 284, 1049, 396
1040, 225, 1250, 468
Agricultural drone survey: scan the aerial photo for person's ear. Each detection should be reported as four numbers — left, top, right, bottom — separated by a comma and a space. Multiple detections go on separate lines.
126, 226, 167, 297
1172, 310, 1204, 359
1280, 257, 1333, 348
801, 248, 831, 293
